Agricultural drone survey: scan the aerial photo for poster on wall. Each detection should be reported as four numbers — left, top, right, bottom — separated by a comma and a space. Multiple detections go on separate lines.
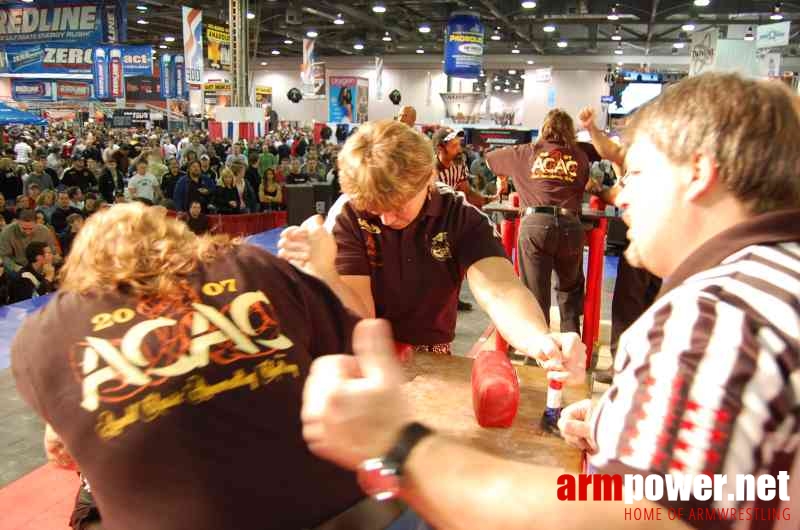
329, 76, 368, 123
0, 0, 127, 44
205, 22, 230, 70
181, 6, 203, 85
254, 86, 272, 108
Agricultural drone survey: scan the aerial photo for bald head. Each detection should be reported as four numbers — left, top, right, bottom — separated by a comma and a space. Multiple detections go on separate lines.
398, 106, 417, 127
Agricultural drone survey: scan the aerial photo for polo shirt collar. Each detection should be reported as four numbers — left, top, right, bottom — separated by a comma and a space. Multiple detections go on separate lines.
423, 185, 444, 217
658, 208, 800, 298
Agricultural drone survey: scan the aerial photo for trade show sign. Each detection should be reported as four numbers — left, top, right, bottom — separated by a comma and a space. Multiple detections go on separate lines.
0, 43, 152, 77
0, 0, 126, 44
12, 78, 93, 101
443, 12, 484, 79
206, 22, 230, 70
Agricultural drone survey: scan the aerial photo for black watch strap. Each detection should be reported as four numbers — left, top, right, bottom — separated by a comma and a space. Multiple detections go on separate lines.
385, 422, 434, 475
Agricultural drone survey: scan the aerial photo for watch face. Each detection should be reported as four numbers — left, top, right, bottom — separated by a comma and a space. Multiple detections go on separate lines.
357, 458, 401, 501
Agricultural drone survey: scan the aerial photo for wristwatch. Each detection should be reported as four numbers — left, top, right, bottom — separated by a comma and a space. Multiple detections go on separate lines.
356, 422, 433, 501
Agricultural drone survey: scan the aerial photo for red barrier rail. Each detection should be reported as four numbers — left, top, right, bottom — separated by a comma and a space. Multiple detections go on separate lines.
170, 211, 288, 237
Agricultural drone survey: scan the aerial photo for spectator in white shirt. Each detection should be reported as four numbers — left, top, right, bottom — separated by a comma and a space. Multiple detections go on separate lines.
14, 140, 32, 165
126, 159, 162, 205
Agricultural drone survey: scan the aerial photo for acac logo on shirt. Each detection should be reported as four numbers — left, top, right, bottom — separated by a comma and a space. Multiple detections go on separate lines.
531, 150, 579, 183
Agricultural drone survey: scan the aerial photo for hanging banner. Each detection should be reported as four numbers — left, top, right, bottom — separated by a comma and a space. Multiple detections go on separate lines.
174, 54, 186, 99
301, 38, 325, 99
255, 86, 272, 107
443, 12, 484, 79
0, 43, 151, 77
160, 53, 174, 99
0, 0, 126, 44
689, 27, 718, 76
757, 21, 791, 49
181, 6, 203, 85
375, 56, 383, 101
205, 22, 230, 70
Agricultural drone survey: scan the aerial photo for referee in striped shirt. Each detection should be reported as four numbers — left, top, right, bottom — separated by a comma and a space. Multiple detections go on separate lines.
301, 72, 800, 530
432, 127, 497, 311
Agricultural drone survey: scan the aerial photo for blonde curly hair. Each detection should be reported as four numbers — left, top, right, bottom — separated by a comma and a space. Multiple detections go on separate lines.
60, 202, 237, 297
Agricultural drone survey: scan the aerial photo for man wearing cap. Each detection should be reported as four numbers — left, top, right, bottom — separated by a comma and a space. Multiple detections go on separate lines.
432, 127, 495, 208
280, 120, 580, 359
61, 155, 97, 193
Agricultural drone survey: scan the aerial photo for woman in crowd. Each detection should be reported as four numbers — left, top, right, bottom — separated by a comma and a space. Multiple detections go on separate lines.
231, 162, 259, 213
258, 168, 284, 211
213, 167, 242, 214
36, 190, 56, 222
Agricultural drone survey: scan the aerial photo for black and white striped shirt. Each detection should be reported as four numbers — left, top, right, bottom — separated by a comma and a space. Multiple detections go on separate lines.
436, 157, 469, 190
590, 210, 800, 530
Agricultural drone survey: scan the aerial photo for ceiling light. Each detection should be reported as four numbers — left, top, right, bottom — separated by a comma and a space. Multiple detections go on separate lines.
419, 23, 431, 34
521, 1, 537, 8
508, 69, 517, 74
284, 38, 294, 44
372, 2, 386, 13
416, 47, 425, 54
511, 46, 520, 54
682, 21, 696, 32
543, 23, 556, 33
136, 4, 148, 11
673, 41, 685, 49
493, 85, 500, 90
744, 26, 755, 41
607, 5, 619, 20
136, 18, 148, 25
504, 88, 510, 92
770, 3, 784, 20
353, 42, 364, 50
246, 11, 255, 20
159, 44, 167, 49
306, 29, 318, 38
271, 49, 281, 55
527, 59, 534, 64
334, 13, 345, 25
164, 36, 175, 42
490, 29, 501, 41
693, 0, 710, 6
260, 61, 268, 66
614, 44, 623, 55
617, 61, 624, 66
557, 39, 568, 48
382, 32, 392, 42
505, 79, 510, 85
611, 27, 622, 41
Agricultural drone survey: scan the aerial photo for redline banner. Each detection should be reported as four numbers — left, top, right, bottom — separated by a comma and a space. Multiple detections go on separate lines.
0, 0, 127, 44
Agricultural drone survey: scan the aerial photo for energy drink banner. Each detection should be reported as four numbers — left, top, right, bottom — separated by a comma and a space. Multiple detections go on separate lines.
174, 54, 187, 99
329, 76, 368, 123
0, 43, 151, 77
0, 0, 126, 44
181, 6, 202, 85
12, 78, 93, 101
205, 22, 230, 70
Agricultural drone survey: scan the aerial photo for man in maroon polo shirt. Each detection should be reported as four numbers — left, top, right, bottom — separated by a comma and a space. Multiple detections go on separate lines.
279, 119, 584, 363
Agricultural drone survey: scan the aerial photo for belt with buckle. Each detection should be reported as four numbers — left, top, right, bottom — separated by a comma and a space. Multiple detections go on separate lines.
524, 206, 577, 217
